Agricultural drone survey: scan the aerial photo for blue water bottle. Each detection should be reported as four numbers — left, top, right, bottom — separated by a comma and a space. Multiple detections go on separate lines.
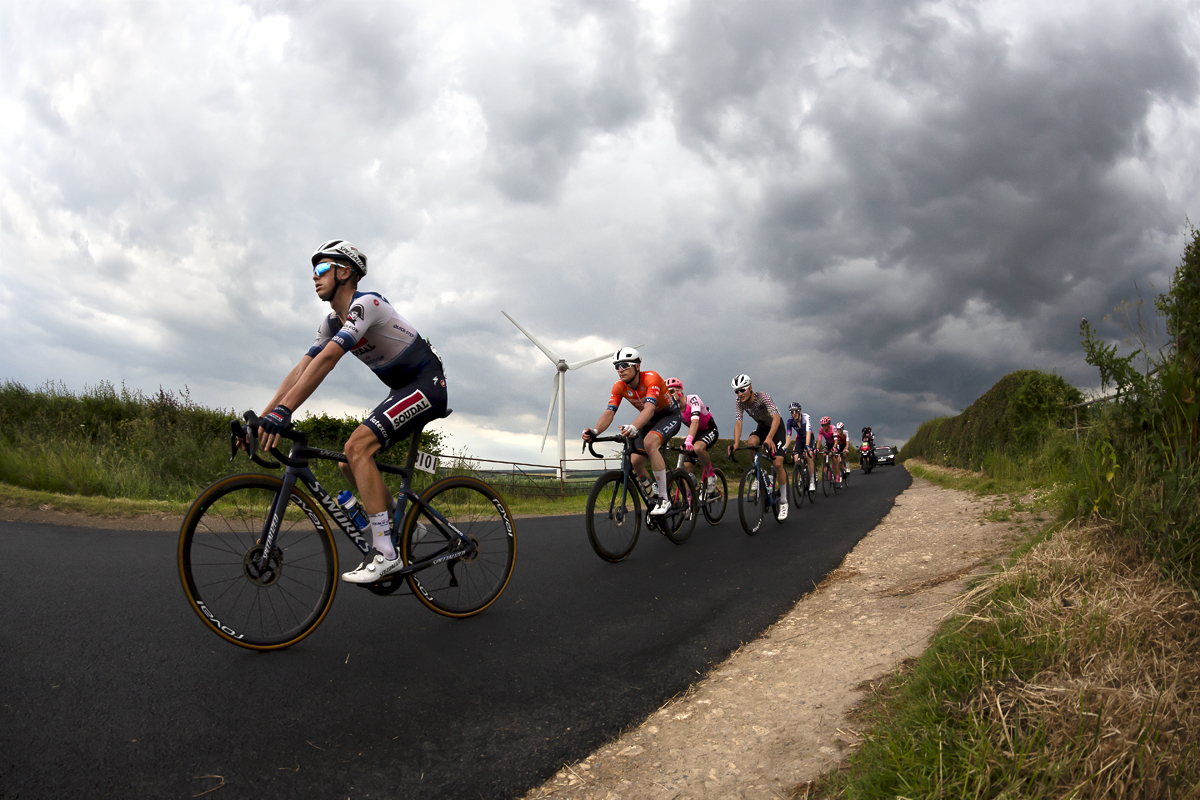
336, 490, 370, 532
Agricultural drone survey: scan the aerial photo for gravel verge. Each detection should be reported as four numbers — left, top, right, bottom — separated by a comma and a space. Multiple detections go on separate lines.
523, 469, 1029, 800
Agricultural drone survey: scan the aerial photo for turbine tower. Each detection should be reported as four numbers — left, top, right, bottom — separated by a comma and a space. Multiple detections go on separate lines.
502, 311, 640, 471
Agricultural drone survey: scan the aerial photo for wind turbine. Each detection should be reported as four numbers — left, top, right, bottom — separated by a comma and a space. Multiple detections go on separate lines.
502, 311, 641, 471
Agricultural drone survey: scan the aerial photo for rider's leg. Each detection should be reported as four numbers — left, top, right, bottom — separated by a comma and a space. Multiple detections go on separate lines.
645, 432, 668, 498
806, 450, 816, 489
694, 440, 711, 470
345, 425, 395, 558
338, 456, 394, 514
631, 452, 651, 484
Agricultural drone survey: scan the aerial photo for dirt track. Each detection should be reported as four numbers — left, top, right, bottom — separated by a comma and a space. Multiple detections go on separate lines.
523, 469, 1026, 800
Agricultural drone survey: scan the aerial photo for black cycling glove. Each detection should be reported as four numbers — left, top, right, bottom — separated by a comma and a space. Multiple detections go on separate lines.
261, 404, 293, 435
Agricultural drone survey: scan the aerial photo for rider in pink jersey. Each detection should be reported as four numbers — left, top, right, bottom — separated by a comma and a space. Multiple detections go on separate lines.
665, 378, 719, 493
817, 417, 843, 483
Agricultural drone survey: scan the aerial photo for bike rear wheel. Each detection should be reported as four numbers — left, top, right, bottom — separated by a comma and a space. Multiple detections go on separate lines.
738, 466, 765, 535
702, 468, 728, 524
586, 471, 641, 562
402, 476, 516, 618
665, 469, 697, 544
178, 474, 337, 651
791, 460, 806, 508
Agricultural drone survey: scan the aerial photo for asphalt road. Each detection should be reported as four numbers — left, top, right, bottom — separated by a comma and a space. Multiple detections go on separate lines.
1, 465, 910, 799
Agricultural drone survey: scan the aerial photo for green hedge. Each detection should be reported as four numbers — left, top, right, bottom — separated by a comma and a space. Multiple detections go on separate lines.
0, 381, 443, 502
899, 370, 1083, 470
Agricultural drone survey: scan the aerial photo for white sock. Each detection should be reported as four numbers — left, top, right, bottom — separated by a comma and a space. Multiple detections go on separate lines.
370, 511, 395, 559
654, 469, 668, 498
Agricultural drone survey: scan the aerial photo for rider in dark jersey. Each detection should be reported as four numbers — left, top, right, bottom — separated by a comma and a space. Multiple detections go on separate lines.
257, 240, 447, 584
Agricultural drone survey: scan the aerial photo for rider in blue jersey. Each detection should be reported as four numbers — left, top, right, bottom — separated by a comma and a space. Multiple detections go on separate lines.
784, 402, 816, 493
257, 240, 447, 584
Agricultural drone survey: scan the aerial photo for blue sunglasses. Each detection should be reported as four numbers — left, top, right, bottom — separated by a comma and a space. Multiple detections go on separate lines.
313, 262, 340, 277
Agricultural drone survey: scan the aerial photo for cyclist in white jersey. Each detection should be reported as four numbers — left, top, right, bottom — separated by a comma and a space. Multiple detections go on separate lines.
785, 402, 816, 493
726, 374, 788, 520
256, 240, 448, 585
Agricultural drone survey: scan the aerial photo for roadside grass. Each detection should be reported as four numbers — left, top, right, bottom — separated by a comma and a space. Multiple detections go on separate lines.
804, 522, 1200, 799
0, 478, 592, 520
0, 481, 192, 518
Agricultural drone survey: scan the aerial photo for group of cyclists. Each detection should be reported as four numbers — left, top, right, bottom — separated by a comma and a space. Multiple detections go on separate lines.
256, 238, 876, 586
581, 348, 872, 522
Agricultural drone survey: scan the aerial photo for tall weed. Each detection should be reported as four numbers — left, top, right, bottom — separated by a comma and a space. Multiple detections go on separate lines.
0, 381, 445, 503
1077, 227, 1200, 593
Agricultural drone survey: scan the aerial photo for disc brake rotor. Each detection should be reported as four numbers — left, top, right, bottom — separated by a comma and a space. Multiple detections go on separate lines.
243, 544, 283, 587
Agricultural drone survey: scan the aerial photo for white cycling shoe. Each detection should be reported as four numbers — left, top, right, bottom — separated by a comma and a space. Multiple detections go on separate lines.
809, 481, 816, 492
648, 496, 670, 516
777, 501, 789, 520
706, 476, 717, 493
341, 549, 404, 584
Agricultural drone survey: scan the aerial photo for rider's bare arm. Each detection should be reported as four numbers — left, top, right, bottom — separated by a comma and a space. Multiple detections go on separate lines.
628, 398, 658, 434
261, 355, 313, 416
280, 341, 346, 412
587, 409, 617, 438
260, 343, 346, 450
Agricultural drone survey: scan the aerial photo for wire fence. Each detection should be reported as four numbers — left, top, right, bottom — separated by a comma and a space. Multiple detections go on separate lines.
427, 454, 625, 499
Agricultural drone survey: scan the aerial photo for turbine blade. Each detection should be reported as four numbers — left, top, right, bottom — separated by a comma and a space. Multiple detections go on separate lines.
502, 311, 559, 363
566, 352, 612, 370
566, 343, 643, 370
540, 372, 560, 452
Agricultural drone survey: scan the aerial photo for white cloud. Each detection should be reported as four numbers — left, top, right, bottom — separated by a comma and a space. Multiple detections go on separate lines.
3, 0, 1198, 464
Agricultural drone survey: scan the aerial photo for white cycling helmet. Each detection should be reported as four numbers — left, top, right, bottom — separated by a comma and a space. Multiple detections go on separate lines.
731, 374, 752, 391
311, 239, 368, 277
612, 347, 641, 365
836, 422, 845, 431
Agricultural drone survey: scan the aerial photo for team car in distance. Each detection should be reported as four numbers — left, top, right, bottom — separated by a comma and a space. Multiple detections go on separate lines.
875, 445, 897, 466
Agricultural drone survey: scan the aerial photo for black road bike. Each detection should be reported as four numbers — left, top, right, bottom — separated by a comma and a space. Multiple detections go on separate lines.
582, 434, 696, 562
689, 462, 728, 525
789, 448, 816, 508
178, 410, 516, 650
820, 450, 842, 496
731, 444, 786, 535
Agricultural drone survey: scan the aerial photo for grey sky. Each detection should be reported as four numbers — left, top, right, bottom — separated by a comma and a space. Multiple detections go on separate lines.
3, 0, 1198, 463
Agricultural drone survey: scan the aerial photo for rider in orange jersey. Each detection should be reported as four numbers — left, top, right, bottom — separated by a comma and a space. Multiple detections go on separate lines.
583, 348, 683, 516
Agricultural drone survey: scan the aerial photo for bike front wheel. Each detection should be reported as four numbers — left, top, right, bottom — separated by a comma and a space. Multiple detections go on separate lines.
586, 471, 641, 562
702, 468, 729, 524
738, 466, 765, 535
664, 469, 697, 544
178, 474, 337, 651
402, 476, 516, 618
822, 461, 832, 497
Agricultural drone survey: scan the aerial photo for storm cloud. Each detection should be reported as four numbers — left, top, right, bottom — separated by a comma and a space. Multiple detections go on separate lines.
3, 0, 1198, 460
